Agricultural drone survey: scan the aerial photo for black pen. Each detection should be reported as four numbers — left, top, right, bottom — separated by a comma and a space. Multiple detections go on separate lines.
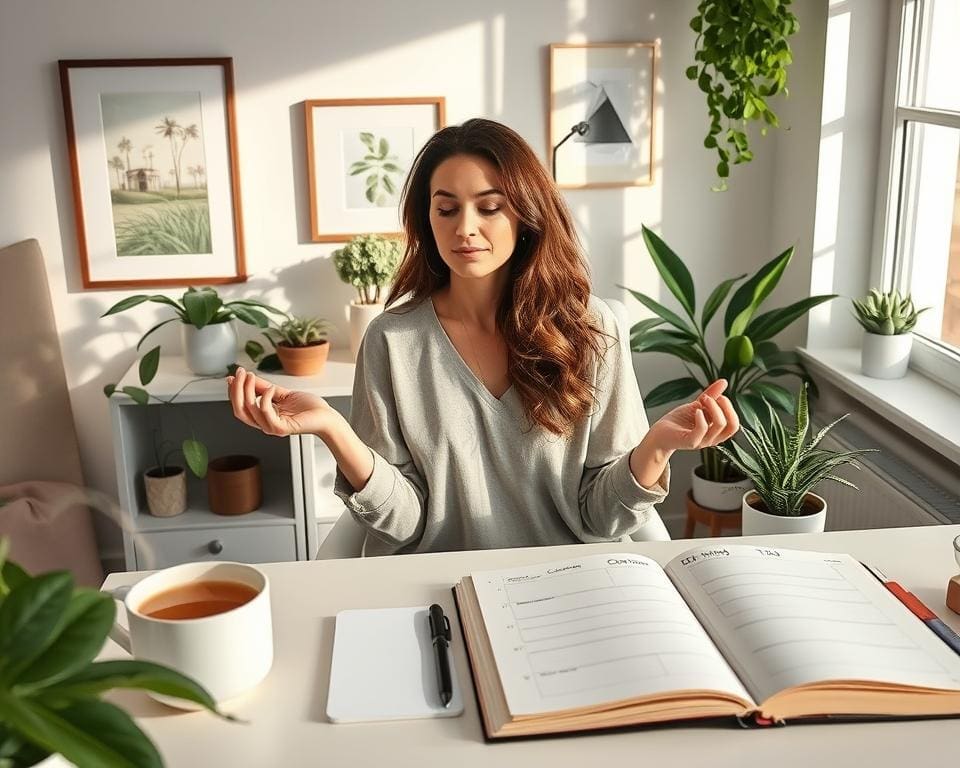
428, 603, 453, 707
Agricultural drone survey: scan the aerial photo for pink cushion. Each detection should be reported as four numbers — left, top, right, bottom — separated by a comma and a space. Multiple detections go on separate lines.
0, 481, 103, 587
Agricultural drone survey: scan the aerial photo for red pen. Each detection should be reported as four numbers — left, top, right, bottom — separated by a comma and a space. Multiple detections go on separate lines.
862, 563, 960, 655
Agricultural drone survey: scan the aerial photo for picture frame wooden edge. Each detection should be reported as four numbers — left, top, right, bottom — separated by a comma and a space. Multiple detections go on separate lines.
547, 41, 659, 190
304, 96, 446, 243
57, 57, 248, 289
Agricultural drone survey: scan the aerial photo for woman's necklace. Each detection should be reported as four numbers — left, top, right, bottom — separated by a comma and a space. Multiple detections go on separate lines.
458, 312, 487, 386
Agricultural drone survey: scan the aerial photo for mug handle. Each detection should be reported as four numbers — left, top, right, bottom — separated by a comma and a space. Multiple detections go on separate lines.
104, 585, 133, 654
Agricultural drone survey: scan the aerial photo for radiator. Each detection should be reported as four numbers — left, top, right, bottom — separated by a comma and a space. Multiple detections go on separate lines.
815, 420, 960, 531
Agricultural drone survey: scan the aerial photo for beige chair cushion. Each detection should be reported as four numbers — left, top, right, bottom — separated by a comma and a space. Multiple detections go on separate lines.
0, 481, 103, 587
0, 238, 83, 486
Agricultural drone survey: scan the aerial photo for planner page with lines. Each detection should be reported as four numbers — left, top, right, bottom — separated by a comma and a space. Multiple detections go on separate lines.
665, 545, 960, 705
469, 552, 754, 716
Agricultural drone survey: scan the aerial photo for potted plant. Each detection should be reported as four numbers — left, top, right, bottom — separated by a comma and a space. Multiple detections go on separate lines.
0, 537, 232, 767
716, 385, 876, 535
245, 314, 333, 376
103, 373, 210, 518
687, 0, 799, 190
331, 234, 402, 360
101, 286, 285, 376
623, 225, 837, 511
852, 288, 929, 379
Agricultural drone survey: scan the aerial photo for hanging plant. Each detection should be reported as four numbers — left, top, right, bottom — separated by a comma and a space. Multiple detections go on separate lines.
686, 0, 800, 191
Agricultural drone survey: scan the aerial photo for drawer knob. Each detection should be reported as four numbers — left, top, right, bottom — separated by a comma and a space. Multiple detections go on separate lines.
208, 539, 224, 554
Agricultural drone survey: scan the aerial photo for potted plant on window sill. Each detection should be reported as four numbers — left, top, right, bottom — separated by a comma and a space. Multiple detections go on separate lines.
0, 537, 232, 768
852, 288, 929, 380
246, 314, 333, 377
102, 286, 285, 376
716, 385, 876, 535
623, 224, 837, 512
332, 234, 401, 360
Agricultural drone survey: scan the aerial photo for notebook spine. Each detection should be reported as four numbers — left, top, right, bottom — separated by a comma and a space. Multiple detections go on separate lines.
736, 712, 781, 728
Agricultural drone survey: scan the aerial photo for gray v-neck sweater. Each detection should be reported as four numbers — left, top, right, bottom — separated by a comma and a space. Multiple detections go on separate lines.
333, 295, 670, 556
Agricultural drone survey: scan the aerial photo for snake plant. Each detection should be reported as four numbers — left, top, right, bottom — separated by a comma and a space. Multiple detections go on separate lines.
717, 384, 876, 517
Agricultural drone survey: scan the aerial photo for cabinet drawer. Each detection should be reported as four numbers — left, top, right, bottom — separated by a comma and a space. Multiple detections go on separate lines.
135, 525, 298, 569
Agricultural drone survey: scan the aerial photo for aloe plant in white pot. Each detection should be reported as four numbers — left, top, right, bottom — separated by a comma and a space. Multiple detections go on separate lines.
852, 288, 929, 379
717, 385, 876, 535
332, 234, 401, 360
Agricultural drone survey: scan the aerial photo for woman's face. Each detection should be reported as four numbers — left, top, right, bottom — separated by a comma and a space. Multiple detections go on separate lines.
428, 153, 521, 281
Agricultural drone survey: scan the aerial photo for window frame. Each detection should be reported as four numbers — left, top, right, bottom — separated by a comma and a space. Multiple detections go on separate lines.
872, 0, 960, 393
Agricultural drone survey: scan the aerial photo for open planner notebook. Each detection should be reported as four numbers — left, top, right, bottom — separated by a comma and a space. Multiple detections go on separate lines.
452, 544, 960, 739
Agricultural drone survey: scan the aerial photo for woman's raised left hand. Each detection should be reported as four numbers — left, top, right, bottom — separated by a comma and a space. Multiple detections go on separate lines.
646, 379, 740, 453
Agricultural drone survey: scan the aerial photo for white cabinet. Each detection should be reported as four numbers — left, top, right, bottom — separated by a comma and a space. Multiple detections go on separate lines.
109, 352, 354, 570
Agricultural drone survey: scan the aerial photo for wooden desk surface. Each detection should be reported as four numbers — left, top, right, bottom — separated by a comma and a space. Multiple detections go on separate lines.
102, 525, 960, 767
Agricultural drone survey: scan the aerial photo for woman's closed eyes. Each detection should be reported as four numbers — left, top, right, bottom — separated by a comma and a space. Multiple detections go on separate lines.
436, 206, 501, 217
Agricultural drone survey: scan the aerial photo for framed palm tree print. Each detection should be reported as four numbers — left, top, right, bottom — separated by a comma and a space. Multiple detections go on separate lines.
59, 58, 246, 288
305, 97, 445, 242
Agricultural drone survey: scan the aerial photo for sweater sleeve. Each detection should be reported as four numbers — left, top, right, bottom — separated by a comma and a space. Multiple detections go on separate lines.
332, 318, 428, 552
578, 301, 670, 539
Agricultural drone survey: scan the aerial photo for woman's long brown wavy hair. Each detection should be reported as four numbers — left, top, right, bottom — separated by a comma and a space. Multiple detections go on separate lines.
386, 118, 607, 437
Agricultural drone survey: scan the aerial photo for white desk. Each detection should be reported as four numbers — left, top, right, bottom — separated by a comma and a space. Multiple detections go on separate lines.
101, 525, 960, 767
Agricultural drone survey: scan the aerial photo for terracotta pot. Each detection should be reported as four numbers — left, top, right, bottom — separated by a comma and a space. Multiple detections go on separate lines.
741, 490, 827, 536
207, 455, 261, 516
276, 340, 329, 376
143, 466, 187, 517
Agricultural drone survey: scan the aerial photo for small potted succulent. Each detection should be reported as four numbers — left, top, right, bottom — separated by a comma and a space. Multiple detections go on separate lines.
0, 537, 232, 768
331, 234, 402, 360
852, 288, 929, 379
246, 314, 333, 376
717, 385, 876, 535
102, 286, 286, 376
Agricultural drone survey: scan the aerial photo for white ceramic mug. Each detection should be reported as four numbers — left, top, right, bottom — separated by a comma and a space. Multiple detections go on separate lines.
106, 561, 273, 707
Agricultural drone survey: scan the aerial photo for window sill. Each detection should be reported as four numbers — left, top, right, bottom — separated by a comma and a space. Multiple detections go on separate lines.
797, 347, 960, 467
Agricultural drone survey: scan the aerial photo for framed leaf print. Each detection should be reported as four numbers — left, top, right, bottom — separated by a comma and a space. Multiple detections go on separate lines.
305, 97, 446, 242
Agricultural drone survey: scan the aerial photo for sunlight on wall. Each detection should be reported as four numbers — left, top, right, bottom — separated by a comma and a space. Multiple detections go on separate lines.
809, 7, 851, 345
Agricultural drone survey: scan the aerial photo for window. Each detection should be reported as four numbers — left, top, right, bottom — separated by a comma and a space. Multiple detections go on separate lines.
878, 0, 960, 387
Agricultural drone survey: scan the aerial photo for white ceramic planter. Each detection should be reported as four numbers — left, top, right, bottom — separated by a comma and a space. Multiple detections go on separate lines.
182, 321, 237, 375
861, 331, 912, 379
691, 466, 753, 511
741, 491, 827, 536
349, 301, 384, 361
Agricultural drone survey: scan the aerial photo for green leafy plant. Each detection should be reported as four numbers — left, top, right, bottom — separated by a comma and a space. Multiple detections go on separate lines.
716, 384, 876, 517
100, 287, 283, 478
245, 314, 332, 372
348, 133, 405, 205
332, 234, 402, 305
852, 288, 929, 336
0, 537, 234, 768
623, 224, 837, 482
687, 0, 799, 190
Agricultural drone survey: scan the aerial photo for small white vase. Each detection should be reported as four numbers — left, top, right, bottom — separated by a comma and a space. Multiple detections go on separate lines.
691, 465, 753, 511
182, 321, 237, 375
349, 301, 384, 361
741, 491, 827, 536
861, 331, 912, 379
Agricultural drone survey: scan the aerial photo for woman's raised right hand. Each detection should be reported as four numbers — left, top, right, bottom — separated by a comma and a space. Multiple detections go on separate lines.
227, 367, 340, 438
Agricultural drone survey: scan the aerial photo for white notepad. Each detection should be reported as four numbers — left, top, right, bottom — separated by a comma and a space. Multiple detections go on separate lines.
326, 606, 465, 723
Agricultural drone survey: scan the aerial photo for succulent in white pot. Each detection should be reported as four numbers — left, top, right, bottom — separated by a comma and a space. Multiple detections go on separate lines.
852, 288, 929, 379
332, 234, 401, 360
717, 385, 876, 536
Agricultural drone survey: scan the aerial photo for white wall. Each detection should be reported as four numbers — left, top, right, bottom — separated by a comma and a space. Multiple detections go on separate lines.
0, 0, 836, 559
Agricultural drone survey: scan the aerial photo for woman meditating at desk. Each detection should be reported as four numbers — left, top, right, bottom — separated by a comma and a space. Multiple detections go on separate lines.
227, 118, 739, 555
